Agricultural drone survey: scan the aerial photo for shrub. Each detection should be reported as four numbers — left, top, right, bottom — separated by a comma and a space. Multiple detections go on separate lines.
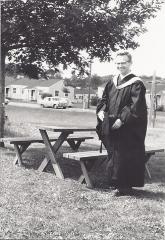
40, 93, 52, 99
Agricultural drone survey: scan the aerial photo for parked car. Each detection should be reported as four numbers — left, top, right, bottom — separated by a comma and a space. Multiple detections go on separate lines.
40, 97, 66, 109
60, 98, 74, 108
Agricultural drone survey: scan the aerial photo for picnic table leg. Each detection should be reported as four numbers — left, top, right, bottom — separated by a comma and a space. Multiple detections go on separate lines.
78, 157, 106, 186
38, 130, 72, 179
38, 157, 49, 172
67, 139, 84, 151
145, 164, 151, 179
13, 143, 31, 166
80, 160, 94, 188
145, 153, 153, 179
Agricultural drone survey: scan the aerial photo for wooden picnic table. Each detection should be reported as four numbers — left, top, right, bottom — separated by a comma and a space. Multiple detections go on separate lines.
63, 147, 164, 188
38, 126, 96, 179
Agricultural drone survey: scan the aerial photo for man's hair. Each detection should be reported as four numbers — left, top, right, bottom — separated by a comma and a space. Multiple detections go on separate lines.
116, 50, 132, 63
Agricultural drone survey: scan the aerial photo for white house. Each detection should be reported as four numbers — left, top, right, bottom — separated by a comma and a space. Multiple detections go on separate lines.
144, 80, 165, 110
74, 88, 97, 103
5, 76, 75, 103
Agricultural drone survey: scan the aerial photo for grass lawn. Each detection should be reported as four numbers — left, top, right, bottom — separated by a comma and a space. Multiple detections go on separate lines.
0, 106, 165, 239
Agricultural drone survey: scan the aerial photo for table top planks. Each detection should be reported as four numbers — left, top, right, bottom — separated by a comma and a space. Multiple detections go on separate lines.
38, 125, 96, 132
63, 150, 107, 161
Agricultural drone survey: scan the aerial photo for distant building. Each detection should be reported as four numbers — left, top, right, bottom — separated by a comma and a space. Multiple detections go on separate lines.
5, 76, 74, 103
74, 88, 97, 103
143, 77, 165, 110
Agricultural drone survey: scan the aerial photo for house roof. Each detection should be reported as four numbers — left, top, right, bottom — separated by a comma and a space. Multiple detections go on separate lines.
5, 76, 61, 88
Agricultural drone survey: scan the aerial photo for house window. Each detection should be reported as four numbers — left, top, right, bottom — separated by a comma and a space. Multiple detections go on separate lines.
13, 88, 16, 93
22, 89, 24, 94
64, 93, 68, 97
55, 91, 59, 96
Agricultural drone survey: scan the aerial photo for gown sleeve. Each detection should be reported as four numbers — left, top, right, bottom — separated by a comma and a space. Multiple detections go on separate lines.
119, 81, 147, 124
96, 83, 108, 114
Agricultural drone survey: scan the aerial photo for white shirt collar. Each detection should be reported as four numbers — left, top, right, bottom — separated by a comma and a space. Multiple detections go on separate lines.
119, 71, 132, 80
113, 73, 142, 89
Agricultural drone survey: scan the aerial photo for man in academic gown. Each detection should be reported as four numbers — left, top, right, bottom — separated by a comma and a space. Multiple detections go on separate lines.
96, 51, 148, 195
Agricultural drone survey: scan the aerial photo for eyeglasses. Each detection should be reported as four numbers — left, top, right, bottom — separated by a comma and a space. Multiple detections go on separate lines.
115, 61, 129, 65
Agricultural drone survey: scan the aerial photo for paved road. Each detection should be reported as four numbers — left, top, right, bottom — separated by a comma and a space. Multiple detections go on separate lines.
9, 101, 41, 108
6, 101, 165, 128
6, 103, 97, 128
8, 101, 96, 113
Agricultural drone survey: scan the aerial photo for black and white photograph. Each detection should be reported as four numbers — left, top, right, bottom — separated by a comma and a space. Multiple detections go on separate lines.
0, 0, 165, 239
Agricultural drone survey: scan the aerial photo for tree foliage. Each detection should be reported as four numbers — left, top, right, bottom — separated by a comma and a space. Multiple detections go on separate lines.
2, 0, 163, 71
5, 63, 63, 79
0, 0, 163, 143
5, 63, 46, 79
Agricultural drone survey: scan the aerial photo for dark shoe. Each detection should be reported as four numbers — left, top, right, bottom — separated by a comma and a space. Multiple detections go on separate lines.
114, 187, 133, 196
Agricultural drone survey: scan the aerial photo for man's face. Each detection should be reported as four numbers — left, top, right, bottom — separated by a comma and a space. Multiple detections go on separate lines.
115, 55, 132, 76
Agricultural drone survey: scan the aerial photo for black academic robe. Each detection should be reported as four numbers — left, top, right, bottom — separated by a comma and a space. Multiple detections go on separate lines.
96, 74, 148, 187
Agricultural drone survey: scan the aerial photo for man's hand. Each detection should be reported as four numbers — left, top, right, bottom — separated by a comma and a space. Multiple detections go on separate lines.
97, 110, 104, 121
111, 119, 123, 130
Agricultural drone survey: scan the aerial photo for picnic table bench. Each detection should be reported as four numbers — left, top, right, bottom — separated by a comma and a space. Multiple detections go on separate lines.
63, 147, 164, 188
0, 135, 93, 167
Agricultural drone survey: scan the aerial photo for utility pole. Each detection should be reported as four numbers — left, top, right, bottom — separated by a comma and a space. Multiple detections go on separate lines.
149, 71, 156, 127
87, 59, 92, 109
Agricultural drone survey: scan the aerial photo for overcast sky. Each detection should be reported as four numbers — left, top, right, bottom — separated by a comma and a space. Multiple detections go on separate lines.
91, 4, 165, 78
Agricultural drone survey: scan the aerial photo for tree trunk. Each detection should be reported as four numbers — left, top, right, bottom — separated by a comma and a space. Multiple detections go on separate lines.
87, 60, 92, 109
1, 2, 8, 147
0, 49, 6, 147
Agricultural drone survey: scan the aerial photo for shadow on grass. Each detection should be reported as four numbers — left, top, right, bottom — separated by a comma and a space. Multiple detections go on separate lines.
3, 144, 109, 186
4, 145, 165, 198
131, 188, 165, 200
92, 187, 165, 200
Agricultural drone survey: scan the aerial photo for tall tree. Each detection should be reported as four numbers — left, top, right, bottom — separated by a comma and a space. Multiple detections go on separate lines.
0, 0, 163, 145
